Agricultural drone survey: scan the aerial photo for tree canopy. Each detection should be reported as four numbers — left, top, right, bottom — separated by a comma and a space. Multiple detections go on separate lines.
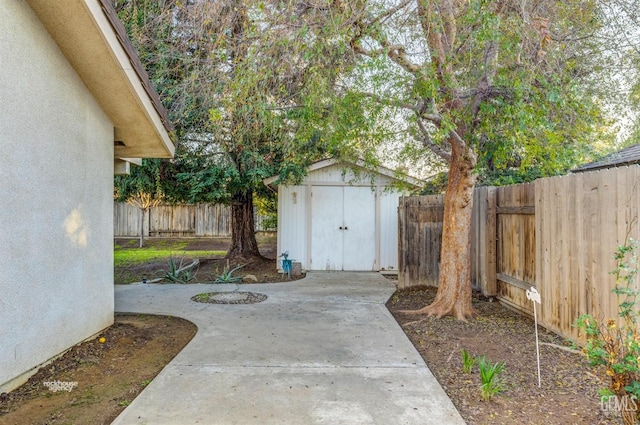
113, 0, 636, 317
113, 0, 362, 256
271, 0, 621, 318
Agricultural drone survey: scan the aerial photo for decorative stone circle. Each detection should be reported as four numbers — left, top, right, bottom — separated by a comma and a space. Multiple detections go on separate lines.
191, 291, 267, 305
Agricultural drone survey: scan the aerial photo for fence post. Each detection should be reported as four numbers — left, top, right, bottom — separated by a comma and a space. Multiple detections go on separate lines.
482, 187, 497, 296
398, 197, 407, 289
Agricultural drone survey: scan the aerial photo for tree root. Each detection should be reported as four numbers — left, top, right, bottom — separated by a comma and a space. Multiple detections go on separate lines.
401, 318, 430, 327
225, 252, 267, 264
399, 300, 478, 321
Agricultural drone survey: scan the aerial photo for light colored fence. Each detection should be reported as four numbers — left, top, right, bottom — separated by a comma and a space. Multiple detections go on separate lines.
114, 203, 274, 237
398, 166, 640, 340
536, 167, 640, 339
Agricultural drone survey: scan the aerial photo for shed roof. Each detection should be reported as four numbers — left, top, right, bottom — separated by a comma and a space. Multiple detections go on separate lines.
572, 144, 640, 173
25, 0, 174, 159
263, 158, 423, 188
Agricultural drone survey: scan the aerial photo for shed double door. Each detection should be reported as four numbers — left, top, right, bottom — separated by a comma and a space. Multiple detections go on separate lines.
310, 186, 376, 270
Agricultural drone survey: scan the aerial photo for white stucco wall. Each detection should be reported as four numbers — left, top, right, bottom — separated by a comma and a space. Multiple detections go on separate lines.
0, 2, 114, 391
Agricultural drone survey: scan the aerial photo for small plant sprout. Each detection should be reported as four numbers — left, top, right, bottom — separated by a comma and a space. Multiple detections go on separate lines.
461, 349, 475, 374
477, 355, 505, 401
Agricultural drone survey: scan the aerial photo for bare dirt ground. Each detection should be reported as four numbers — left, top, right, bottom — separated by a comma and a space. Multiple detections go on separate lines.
114, 234, 302, 285
386, 286, 621, 425
0, 314, 196, 425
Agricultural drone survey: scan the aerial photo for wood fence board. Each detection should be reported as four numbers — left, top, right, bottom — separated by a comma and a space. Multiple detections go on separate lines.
495, 183, 535, 309
399, 167, 640, 341
398, 196, 444, 288
532, 167, 640, 340
470, 186, 498, 296
561, 176, 573, 335
536, 177, 551, 330
497, 281, 532, 315
573, 172, 585, 323
398, 199, 407, 288
599, 171, 616, 323
484, 187, 497, 295
114, 202, 272, 238
582, 171, 600, 319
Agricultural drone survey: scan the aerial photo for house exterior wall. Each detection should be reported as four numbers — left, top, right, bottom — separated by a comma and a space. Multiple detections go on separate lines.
275, 164, 408, 272
0, 2, 114, 391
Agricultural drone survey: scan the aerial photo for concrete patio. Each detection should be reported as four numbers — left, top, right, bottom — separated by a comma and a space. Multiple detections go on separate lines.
112, 272, 465, 424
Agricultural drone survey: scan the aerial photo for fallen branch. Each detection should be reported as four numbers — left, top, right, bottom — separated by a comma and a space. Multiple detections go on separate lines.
401, 317, 429, 327
540, 342, 581, 355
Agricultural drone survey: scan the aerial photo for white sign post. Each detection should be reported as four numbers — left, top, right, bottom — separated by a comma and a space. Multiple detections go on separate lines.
526, 286, 542, 388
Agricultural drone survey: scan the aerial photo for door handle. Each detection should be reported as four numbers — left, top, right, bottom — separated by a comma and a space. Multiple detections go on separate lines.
344, 226, 348, 230
339, 226, 343, 230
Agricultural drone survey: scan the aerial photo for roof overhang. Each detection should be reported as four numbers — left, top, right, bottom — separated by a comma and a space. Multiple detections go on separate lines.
25, 0, 175, 159
263, 158, 423, 188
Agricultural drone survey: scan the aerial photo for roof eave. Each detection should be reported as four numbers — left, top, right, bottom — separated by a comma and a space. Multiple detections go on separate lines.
26, 0, 175, 159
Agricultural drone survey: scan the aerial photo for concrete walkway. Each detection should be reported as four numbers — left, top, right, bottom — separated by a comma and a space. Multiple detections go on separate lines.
112, 272, 465, 425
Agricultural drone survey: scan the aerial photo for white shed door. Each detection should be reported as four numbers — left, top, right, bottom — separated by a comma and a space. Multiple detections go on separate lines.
310, 186, 376, 271
311, 186, 344, 270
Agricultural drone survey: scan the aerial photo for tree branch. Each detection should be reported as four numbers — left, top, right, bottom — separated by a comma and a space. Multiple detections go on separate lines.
471, 39, 499, 126
360, 91, 420, 112
416, 118, 451, 163
367, 0, 413, 27
349, 10, 423, 78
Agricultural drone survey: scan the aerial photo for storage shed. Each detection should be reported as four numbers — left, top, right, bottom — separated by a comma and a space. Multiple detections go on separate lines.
264, 159, 421, 271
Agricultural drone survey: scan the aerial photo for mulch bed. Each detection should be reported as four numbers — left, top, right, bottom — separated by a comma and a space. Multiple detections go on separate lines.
386, 286, 621, 425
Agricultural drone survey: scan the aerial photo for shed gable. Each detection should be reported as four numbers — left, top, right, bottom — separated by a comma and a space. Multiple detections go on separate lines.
303, 163, 396, 187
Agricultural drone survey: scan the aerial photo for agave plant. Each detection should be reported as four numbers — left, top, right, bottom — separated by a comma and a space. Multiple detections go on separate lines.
214, 263, 245, 283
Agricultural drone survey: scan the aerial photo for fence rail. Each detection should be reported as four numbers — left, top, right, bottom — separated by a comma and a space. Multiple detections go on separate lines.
114, 202, 274, 238
398, 166, 640, 340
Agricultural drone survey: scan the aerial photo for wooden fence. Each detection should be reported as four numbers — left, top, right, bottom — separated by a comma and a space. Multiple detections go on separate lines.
398, 166, 640, 340
114, 202, 274, 237
398, 195, 444, 288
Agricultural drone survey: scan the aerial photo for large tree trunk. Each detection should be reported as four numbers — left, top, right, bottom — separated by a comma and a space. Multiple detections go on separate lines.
409, 142, 478, 320
227, 188, 262, 260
